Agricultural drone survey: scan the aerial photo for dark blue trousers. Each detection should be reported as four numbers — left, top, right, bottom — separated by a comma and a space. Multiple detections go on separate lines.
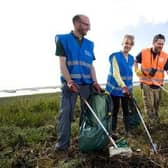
56, 84, 92, 149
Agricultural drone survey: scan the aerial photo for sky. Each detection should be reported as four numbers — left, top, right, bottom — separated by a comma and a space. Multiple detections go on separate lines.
0, 0, 168, 91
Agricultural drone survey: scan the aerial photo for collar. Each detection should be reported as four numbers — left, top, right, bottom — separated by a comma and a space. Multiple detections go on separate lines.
151, 48, 160, 56
71, 31, 83, 40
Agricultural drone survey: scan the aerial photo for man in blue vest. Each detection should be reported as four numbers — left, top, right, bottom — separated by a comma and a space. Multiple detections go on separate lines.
55, 14, 101, 151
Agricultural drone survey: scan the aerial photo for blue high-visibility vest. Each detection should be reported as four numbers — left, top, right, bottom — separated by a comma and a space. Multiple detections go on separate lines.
106, 51, 134, 96
56, 33, 94, 84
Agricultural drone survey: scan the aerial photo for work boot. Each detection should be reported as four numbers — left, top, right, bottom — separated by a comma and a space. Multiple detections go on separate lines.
55, 143, 68, 151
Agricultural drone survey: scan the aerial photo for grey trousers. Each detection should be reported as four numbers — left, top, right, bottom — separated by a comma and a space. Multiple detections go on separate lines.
142, 83, 161, 125
56, 84, 92, 149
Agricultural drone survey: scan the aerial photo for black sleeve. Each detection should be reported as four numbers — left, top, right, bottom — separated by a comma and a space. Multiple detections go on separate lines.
55, 39, 66, 57
135, 52, 142, 63
164, 59, 168, 71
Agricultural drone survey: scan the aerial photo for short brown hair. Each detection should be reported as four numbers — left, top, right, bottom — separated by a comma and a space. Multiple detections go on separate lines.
72, 15, 82, 24
153, 34, 165, 43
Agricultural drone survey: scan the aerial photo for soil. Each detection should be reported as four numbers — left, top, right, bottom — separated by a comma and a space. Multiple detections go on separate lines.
8, 123, 168, 168
51, 137, 167, 168
11, 124, 168, 168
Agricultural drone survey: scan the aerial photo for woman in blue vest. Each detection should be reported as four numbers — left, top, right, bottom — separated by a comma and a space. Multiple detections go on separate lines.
106, 34, 135, 138
55, 14, 102, 151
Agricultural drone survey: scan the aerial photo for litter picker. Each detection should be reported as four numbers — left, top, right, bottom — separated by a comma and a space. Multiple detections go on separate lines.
81, 96, 132, 157
141, 71, 168, 94
150, 78, 168, 94
131, 97, 157, 154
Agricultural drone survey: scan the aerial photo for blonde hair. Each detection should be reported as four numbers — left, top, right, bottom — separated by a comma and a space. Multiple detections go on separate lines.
123, 34, 135, 46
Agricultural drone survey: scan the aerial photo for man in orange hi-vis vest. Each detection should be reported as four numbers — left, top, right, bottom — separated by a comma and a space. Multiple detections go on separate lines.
135, 34, 168, 130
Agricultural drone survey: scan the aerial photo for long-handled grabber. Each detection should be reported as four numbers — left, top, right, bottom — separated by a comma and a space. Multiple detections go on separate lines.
81, 97, 132, 157
149, 78, 168, 94
131, 97, 157, 154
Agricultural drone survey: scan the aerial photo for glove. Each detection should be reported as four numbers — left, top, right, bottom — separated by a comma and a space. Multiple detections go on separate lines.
135, 68, 142, 77
92, 82, 102, 93
122, 86, 130, 97
67, 80, 79, 93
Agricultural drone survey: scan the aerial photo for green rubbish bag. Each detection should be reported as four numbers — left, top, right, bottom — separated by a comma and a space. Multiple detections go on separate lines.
128, 97, 141, 129
79, 92, 113, 152
116, 137, 129, 148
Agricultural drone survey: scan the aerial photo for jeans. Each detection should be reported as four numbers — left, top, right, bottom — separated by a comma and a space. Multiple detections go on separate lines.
56, 83, 92, 149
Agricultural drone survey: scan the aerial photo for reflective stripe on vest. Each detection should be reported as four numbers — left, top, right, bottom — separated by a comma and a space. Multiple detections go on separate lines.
108, 73, 132, 80
67, 61, 91, 69
70, 74, 91, 79
141, 67, 164, 73
106, 82, 132, 91
140, 77, 163, 84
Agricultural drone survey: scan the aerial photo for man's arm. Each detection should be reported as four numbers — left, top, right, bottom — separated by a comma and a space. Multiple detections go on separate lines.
135, 52, 143, 76
91, 64, 98, 82
164, 59, 168, 71
55, 38, 71, 82
55, 38, 78, 92
59, 57, 78, 92
135, 52, 142, 63
59, 57, 71, 83
55, 37, 65, 56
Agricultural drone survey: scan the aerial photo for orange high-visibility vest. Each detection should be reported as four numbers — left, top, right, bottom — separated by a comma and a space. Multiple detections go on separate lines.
140, 48, 168, 86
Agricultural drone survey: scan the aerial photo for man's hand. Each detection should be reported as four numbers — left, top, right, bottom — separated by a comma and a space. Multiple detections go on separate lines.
92, 82, 102, 93
122, 86, 130, 97
134, 62, 142, 77
135, 68, 143, 77
67, 80, 79, 93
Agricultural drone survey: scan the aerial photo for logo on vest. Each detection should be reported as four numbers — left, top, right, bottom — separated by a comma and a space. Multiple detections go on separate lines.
84, 50, 92, 57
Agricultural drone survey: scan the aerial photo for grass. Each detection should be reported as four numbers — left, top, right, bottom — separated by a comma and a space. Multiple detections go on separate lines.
0, 92, 81, 167
0, 93, 60, 127
0, 85, 168, 167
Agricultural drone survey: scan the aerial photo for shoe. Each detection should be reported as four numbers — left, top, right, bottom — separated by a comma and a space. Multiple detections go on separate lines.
55, 143, 68, 151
